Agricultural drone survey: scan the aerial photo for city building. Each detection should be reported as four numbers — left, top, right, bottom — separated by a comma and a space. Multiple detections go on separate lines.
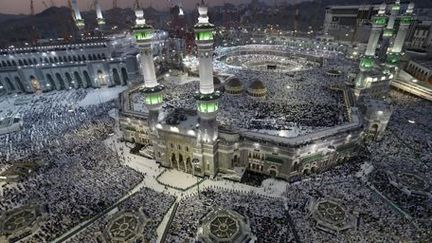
0, 38, 139, 94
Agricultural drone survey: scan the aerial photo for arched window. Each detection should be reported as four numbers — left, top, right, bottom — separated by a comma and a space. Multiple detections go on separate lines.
112, 68, 121, 86
46, 74, 57, 90
14, 76, 25, 92
121, 67, 128, 84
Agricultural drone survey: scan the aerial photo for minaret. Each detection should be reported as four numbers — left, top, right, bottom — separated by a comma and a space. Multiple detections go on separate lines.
71, 0, 85, 30
385, 0, 400, 35
354, 4, 387, 89
379, 1, 400, 59
193, 1, 221, 177
363, 3, 387, 65
95, 0, 106, 27
133, 9, 165, 131
386, 2, 414, 66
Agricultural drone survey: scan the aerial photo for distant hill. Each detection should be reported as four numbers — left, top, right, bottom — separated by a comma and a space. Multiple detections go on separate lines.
0, 13, 25, 23
0, 7, 76, 47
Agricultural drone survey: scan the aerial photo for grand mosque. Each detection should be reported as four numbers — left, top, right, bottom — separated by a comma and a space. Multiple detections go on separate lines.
117, 1, 418, 181
0, 0, 416, 181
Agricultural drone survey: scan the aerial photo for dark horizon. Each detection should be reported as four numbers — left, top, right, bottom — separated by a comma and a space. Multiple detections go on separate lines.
0, 0, 311, 15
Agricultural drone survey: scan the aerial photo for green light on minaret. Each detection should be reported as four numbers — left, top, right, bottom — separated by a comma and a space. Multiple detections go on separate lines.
383, 29, 394, 37
360, 57, 374, 70
400, 16, 413, 25
372, 16, 388, 26
195, 31, 213, 41
144, 93, 163, 105
392, 4, 400, 11
386, 53, 400, 65
198, 102, 218, 113
133, 29, 152, 41
75, 19, 85, 28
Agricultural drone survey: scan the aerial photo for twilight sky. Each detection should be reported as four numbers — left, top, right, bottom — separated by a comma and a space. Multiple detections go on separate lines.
0, 0, 307, 15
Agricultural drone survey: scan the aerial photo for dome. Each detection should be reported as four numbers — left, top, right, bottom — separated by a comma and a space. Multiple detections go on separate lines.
226, 78, 242, 88
249, 79, 265, 90
247, 79, 267, 98
224, 77, 243, 95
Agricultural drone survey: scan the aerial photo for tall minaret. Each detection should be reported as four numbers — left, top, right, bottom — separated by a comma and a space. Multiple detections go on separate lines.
355, 3, 387, 91
386, 2, 414, 65
363, 3, 387, 62
195, 1, 220, 141
71, 0, 85, 30
133, 9, 165, 131
95, 0, 106, 27
379, 1, 400, 59
193, 1, 221, 177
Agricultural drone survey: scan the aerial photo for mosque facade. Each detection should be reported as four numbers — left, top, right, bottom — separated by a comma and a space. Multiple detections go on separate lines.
0, 0, 139, 95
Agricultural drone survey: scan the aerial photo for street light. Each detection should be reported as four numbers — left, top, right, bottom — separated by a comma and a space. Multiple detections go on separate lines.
192, 158, 201, 199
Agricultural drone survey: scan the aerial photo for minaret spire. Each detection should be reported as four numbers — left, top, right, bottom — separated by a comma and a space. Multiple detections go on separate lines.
386, 1, 414, 66
133, 7, 165, 131
193, 0, 221, 177
95, 0, 106, 27
71, 0, 85, 30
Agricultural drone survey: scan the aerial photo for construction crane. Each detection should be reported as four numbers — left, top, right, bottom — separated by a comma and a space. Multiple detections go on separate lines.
42, 1, 49, 9
30, 0, 38, 44
30, 0, 35, 15
89, 0, 97, 10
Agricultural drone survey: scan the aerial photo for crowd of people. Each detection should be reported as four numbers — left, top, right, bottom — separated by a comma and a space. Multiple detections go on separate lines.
134, 46, 354, 137
0, 41, 430, 243
278, 90, 432, 242
166, 187, 295, 242
0, 90, 112, 162
225, 53, 314, 73
364, 90, 432, 237
282, 163, 419, 242
0, 90, 145, 242
70, 187, 175, 243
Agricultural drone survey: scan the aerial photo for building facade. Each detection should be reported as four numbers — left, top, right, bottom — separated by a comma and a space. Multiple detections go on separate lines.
0, 37, 139, 94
